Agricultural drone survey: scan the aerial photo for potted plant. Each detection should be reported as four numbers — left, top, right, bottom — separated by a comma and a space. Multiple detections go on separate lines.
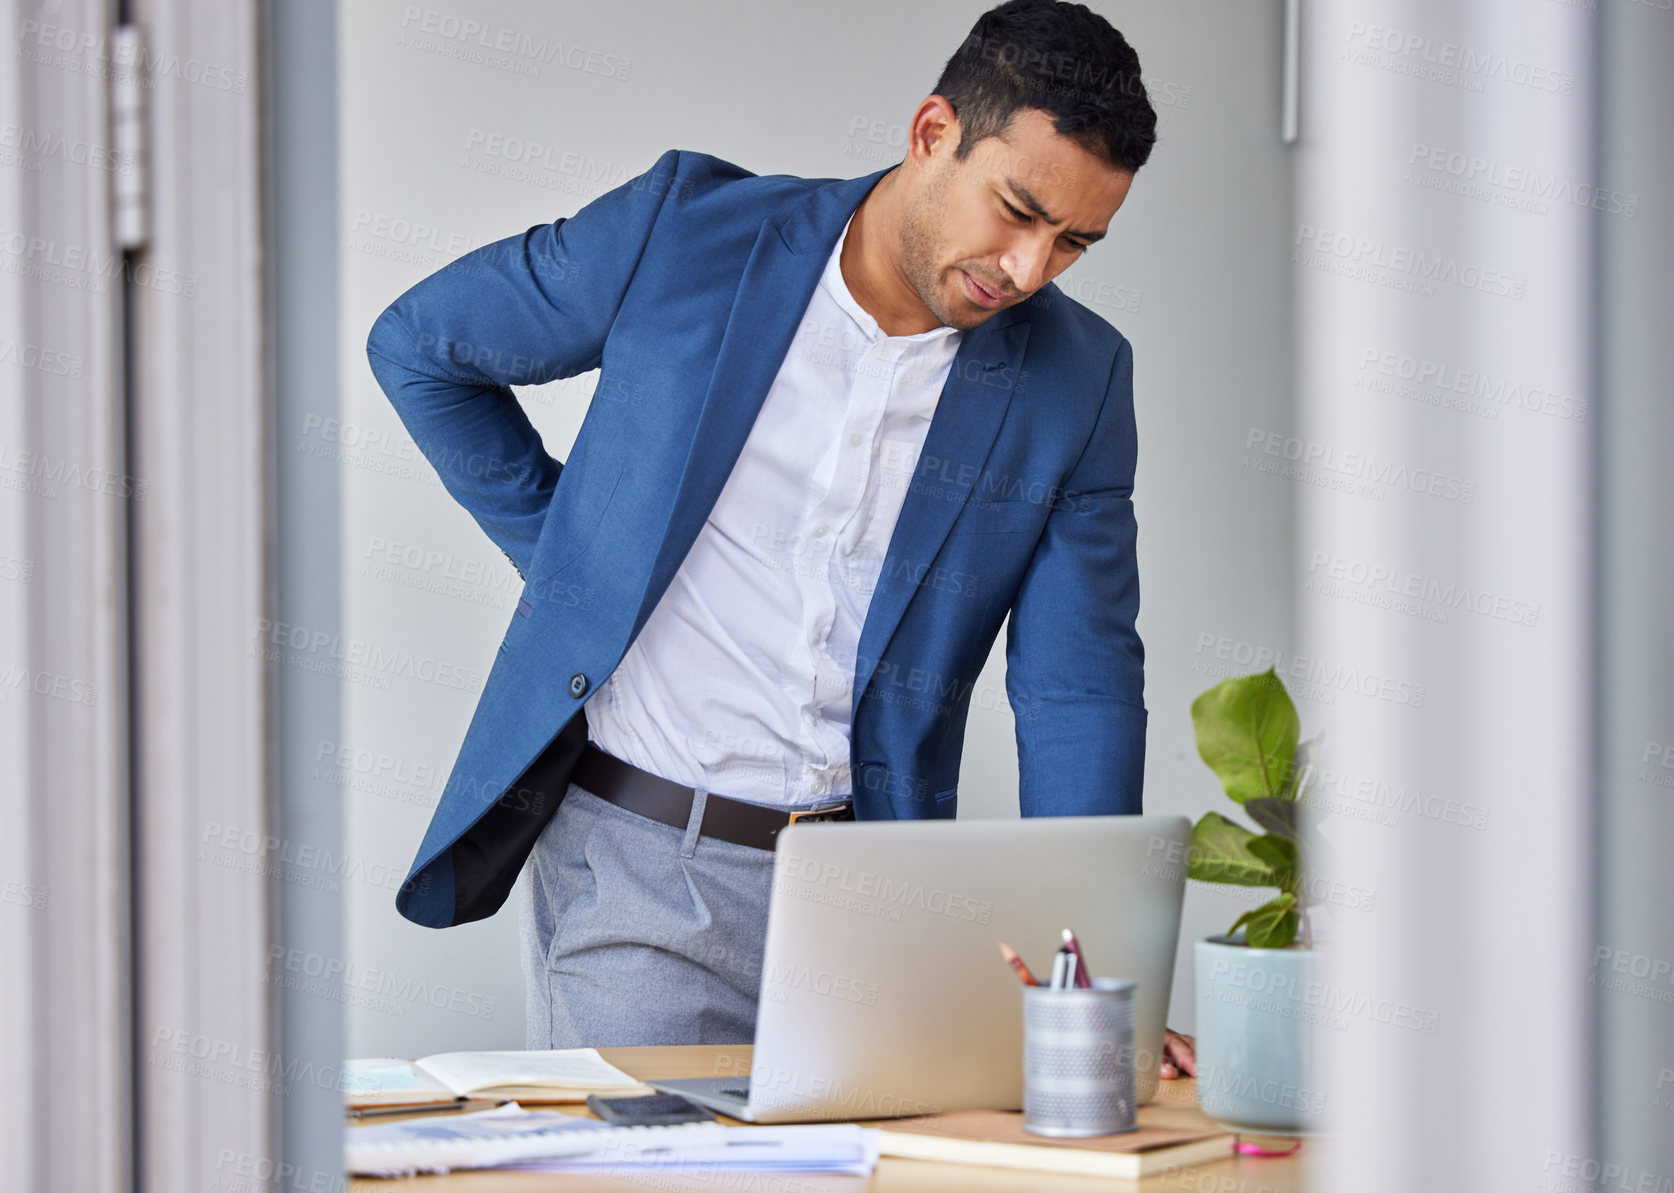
1187, 667, 1327, 1136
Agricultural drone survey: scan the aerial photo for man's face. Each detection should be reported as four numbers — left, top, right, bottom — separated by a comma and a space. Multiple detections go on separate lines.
896, 106, 1134, 331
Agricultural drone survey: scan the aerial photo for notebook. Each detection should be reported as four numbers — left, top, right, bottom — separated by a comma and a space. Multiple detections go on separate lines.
877, 1110, 1235, 1179
342, 1049, 650, 1108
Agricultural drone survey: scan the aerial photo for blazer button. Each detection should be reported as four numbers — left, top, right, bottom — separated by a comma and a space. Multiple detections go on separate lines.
568, 673, 589, 698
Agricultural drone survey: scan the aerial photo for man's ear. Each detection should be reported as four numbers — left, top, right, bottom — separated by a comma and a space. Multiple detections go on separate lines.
904, 94, 963, 173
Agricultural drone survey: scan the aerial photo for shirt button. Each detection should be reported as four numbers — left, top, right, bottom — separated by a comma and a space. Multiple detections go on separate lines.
812, 523, 828, 537
848, 433, 862, 448
568, 673, 589, 698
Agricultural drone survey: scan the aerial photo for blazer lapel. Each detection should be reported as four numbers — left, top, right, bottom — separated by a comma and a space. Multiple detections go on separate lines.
632, 165, 893, 639
851, 314, 1031, 717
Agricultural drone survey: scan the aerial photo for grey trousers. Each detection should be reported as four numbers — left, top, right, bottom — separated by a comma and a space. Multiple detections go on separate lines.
519, 780, 779, 1048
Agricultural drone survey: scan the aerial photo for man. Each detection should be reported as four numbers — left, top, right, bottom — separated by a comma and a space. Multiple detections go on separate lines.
366, 0, 1195, 1077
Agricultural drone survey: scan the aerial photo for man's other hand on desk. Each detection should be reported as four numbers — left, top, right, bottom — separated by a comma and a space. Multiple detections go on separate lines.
1160, 1029, 1196, 1079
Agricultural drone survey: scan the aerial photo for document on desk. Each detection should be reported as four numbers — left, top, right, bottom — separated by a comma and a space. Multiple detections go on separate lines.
346, 1103, 879, 1177
504, 1123, 881, 1175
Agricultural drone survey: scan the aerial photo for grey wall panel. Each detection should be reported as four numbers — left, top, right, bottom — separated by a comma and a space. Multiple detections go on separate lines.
1597, 0, 1674, 1181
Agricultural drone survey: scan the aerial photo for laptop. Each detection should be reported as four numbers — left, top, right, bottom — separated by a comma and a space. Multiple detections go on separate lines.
650, 813, 1190, 1123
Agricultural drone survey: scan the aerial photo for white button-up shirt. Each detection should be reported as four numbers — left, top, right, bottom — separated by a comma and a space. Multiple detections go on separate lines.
586, 213, 964, 806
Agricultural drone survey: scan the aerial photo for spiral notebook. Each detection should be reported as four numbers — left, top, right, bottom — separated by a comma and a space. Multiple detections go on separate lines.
345, 1104, 718, 1176
345, 1103, 879, 1178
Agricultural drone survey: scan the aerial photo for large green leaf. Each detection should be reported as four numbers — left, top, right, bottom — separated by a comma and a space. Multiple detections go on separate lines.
1188, 812, 1279, 887
1228, 892, 1299, 949
1246, 832, 1298, 883
1191, 668, 1300, 804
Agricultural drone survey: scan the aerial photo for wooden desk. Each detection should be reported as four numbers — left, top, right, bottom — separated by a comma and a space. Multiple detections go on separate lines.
349, 1045, 1308, 1191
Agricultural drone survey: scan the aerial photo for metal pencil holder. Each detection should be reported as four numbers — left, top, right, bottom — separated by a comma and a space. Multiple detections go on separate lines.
1022, 977, 1138, 1137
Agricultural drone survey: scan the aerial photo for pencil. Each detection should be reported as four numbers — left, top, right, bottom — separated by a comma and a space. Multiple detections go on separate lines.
998, 941, 1039, 986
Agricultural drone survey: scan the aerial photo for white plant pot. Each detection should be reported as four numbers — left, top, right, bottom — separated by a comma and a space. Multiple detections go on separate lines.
1192, 934, 1327, 1136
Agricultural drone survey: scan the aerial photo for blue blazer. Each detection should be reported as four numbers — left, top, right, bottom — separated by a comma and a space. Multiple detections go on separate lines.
366, 148, 1147, 928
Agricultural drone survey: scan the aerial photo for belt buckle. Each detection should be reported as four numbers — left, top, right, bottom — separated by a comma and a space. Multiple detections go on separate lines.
787, 801, 853, 826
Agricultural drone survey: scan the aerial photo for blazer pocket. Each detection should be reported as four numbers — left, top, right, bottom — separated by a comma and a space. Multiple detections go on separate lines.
947, 498, 1045, 537
500, 597, 537, 656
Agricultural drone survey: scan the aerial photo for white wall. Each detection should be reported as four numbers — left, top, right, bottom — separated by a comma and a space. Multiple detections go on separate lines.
335, 0, 1296, 1056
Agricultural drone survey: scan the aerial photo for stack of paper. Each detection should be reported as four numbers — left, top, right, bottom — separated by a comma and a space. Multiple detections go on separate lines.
345, 1103, 879, 1178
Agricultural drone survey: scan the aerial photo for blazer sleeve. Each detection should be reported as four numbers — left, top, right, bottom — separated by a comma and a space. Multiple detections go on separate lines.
364, 148, 686, 578
1005, 334, 1147, 816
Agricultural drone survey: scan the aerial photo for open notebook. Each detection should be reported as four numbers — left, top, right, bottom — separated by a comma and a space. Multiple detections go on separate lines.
343, 1049, 651, 1108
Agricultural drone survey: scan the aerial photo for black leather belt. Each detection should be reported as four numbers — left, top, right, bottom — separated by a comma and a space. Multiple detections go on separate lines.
571, 743, 855, 851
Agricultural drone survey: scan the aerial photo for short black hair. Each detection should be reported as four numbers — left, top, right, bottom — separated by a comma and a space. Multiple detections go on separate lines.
932, 0, 1158, 174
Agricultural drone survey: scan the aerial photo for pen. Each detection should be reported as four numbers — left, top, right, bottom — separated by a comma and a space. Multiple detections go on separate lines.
1051, 936, 1078, 983
347, 1098, 502, 1121
998, 941, 1039, 986
1061, 928, 1093, 989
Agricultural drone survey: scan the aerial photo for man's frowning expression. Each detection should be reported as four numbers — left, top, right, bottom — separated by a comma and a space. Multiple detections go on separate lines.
894, 101, 1134, 331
